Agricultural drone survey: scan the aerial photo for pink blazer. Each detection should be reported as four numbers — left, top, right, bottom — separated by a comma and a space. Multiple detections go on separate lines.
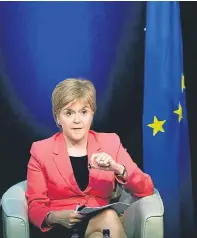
26, 130, 154, 230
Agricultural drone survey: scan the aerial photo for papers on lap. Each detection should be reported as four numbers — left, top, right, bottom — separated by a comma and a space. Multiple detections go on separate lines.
78, 202, 130, 215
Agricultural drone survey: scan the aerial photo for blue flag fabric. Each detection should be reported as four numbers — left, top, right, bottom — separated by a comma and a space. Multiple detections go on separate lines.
143, 2, 195, 238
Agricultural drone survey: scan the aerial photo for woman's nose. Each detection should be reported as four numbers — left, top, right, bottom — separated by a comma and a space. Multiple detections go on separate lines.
73, 114, 81, 123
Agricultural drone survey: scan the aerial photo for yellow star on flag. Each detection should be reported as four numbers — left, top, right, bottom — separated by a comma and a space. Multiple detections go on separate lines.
181, 74, 185, 93
148, 116, 166, 136
174, 102, 183, 122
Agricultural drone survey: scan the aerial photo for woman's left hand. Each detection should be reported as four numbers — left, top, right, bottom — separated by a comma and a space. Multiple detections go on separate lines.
90, 152, 123, 173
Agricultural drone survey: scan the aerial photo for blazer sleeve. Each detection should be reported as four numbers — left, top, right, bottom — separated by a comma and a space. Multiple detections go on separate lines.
115, 135, 154, 197
26, 143, 51, 232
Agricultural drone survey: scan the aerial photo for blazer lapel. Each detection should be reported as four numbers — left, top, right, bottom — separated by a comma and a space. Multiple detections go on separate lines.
85, 131, 102, 193
52, 133, 83, 194
52, 131, 102, 194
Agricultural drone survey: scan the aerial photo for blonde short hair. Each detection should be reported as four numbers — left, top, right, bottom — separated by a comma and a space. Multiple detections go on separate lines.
52, 78, 96, 125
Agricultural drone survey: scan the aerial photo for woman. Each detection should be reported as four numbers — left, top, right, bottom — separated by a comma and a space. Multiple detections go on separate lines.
26, 78, 154, 238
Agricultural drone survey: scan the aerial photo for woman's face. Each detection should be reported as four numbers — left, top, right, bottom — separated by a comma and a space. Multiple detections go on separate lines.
57, 100, 94, 143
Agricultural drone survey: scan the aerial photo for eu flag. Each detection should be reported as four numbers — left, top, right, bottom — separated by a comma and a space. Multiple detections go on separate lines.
143, 2, 195, 238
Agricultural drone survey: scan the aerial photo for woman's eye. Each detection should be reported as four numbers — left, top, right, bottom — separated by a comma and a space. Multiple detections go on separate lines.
81, 110, 87, 114
66, 111, 72, 116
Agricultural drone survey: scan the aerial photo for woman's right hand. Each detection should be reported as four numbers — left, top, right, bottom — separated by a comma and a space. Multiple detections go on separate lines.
46, 210, 86, 229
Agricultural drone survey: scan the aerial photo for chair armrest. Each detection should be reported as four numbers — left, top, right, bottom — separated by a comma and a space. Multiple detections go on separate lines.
122, 189, 164, 238
1, 181, 29, 238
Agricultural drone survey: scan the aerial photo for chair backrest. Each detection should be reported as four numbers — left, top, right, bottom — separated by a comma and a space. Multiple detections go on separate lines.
2, 181, 27, 205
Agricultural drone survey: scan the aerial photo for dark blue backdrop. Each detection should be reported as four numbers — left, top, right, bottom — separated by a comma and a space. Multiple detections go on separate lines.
0, 1, 135, 133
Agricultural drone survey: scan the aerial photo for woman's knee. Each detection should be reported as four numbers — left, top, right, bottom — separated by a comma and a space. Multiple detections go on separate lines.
85, 209, 126, 238
99, 209, 120, 223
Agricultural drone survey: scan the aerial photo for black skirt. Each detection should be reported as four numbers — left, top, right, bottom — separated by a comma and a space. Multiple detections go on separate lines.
29, 218, 90, 238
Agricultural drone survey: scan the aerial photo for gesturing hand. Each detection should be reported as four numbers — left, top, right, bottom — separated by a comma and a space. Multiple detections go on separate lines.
90, 152, 117, 171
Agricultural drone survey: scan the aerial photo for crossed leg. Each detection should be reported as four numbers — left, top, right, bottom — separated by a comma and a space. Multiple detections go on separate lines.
84, 209, 127, 238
